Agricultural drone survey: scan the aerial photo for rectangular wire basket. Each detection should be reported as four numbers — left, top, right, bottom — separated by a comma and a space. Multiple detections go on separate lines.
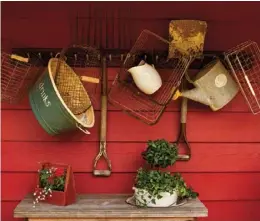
1, 51, 43, 103
117, 30, 192, 106
224, 40, 260, 114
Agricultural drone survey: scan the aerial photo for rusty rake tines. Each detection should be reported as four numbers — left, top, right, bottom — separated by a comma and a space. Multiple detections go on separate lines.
224, 40, 260, 115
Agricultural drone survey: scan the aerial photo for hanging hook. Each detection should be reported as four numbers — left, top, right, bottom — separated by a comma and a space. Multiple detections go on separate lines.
144, 54, 147, 61
38, 52, 42, 59
86, 54, 89, 61
74, 53, 78, 61
121, 54, 124, 61
156, 55, 159, 64
50, 52, 54, 58
109, 54, 112, 61
132, 54, 135, 62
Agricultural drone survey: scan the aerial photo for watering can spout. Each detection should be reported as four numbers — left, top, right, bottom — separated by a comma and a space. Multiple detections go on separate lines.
173, 88, 212, 107
172, 59, 239, 111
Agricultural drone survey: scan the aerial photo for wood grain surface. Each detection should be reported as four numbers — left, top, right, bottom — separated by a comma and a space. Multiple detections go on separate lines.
14, 194, 207, 218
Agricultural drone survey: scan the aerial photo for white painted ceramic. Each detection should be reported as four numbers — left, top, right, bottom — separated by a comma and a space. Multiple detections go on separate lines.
133, 187, 178, 207
128, 62, 162, 95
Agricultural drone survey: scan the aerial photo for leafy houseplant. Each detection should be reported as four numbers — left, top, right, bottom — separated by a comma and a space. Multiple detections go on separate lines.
133, 139, 198, 207
142, 139, 178, 168
33, 162, 76, 207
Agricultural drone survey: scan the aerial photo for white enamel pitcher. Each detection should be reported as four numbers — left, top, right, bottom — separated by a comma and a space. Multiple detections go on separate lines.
127, 60, 162, 95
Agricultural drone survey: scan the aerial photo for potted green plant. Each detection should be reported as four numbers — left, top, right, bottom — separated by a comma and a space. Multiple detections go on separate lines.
133, 139, 198, 207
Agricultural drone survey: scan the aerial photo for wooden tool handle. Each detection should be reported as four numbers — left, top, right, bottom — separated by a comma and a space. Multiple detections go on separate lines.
100, 56, 107, 142
11, 54, 29, 63
100, 95, 107, 142
181, 97, 188, 124
93, 56, 111, 176
80, 76, 100, 84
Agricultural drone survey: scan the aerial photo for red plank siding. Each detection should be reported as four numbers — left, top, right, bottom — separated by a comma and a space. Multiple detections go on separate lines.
2, 142, 260, 173
202, 201, 260, 221
2, 173, 260, 201
1, 202, 24, 221
2, 19, 260, 50
2, 110, 260, 142
1, 91, 251, 113
2, 2, 260, 22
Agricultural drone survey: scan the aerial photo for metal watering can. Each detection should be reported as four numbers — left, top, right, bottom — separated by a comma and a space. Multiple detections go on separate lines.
173, 59, 239, 111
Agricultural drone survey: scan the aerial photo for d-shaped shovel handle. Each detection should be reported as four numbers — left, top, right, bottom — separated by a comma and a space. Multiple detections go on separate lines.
93, 142, 112, 176
176, 79, 191, 161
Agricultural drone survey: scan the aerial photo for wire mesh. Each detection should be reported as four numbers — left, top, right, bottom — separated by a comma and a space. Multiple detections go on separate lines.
1, 51, 43, 103
108, 75, 166, 125
117, 29, 192, 106
54, 45, 101, 115
108, 30, 192, 124
224, 40, 260, 114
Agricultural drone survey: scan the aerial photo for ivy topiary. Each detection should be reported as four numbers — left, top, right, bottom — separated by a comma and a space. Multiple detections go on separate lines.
142, 139, 178, 168
134, 139, 198, 207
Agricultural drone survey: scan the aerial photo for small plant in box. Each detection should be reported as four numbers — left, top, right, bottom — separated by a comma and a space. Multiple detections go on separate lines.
33, 162, 76, 207
133, 139, 198, 207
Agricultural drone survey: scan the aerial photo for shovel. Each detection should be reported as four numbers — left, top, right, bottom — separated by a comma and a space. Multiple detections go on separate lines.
93, 56, 112, 176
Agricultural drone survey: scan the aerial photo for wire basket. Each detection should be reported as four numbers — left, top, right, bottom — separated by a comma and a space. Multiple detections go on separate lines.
1, 51, 43, 103
117, 29, 192, 106
54, 45, 101, 115
224, 40, 260, 114
108, 75, 167, 125
108, 30, 192, 125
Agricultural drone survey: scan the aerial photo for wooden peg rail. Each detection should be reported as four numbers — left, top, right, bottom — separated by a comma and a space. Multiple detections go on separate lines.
11, 47, 223, 69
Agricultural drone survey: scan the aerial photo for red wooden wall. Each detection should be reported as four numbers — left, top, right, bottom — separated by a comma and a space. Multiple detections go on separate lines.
1, 2, 260, 221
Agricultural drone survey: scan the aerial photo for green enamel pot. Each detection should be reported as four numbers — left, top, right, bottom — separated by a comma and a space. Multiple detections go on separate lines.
29, 58, 95, 135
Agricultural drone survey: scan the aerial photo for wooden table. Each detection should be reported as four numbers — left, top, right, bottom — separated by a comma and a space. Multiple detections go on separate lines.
14, 194, 208, 221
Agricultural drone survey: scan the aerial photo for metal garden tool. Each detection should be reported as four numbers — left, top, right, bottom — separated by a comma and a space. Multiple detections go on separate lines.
93, 56, 111, 176
168, 20, 207, 59
175, 79, 191, 161
172, 59, 239, 111
93, 7, 111, 176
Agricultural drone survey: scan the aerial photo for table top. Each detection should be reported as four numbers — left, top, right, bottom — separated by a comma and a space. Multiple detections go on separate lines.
14, 194, 208, 218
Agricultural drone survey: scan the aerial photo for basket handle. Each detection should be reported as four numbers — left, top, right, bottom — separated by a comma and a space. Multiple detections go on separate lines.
76, 123, 90, 134
11, 54, 29, 63
80, 76, 100, 84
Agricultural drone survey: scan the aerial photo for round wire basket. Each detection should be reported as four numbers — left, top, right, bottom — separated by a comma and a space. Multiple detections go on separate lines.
53, 44, 101, 116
